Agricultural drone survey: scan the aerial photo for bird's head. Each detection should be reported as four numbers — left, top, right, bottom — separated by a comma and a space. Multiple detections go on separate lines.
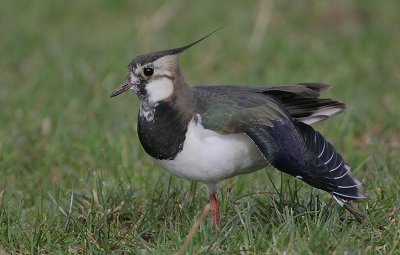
111, 29, 220, 103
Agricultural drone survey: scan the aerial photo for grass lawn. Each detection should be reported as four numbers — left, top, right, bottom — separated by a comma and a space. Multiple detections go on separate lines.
1, 1, 399, 254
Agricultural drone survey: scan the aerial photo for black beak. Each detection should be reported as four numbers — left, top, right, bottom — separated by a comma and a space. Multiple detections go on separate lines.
110, 81, 131, 97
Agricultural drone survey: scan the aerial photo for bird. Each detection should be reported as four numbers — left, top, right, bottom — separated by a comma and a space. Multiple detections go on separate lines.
111, 30, 366, 233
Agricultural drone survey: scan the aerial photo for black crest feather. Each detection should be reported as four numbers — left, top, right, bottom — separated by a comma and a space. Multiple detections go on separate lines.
129, 27, 222, 67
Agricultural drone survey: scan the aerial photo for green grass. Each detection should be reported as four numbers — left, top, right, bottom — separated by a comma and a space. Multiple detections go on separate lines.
1, 0, 399, 254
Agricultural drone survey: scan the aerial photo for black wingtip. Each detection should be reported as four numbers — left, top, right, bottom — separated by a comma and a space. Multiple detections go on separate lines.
296, 83, 332, 93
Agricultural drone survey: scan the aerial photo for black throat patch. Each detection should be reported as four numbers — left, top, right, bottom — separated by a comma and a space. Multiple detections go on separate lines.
137, 101, 191, 160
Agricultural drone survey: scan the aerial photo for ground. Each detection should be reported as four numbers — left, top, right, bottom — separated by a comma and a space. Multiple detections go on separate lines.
0, 1, 399, 254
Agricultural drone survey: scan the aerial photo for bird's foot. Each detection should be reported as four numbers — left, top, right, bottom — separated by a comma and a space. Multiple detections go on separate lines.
210, 193, 219, 235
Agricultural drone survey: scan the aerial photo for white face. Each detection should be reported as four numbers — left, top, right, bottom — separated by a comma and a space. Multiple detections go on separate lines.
129, 55, 176, 103
145, 77, 174, 104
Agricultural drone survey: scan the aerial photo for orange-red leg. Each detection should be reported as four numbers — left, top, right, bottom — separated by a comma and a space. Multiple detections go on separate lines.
210, 193, 219, 234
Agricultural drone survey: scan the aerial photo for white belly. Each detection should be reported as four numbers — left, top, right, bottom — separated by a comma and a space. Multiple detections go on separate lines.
154, 116, 267, 183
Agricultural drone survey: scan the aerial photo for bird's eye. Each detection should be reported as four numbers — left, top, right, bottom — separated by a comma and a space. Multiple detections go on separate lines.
143, 67, 154, 77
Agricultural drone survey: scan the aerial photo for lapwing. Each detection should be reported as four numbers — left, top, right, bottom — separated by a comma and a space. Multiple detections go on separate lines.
111, 31, 366, 233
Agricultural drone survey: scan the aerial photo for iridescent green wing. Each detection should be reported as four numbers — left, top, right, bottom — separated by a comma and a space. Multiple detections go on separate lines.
194, 83, 344, 133
193, 86, 290, 134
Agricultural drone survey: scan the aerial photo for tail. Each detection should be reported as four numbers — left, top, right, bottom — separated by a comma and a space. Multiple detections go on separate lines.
284, 97, 345, 125
263, 83, 346, 125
